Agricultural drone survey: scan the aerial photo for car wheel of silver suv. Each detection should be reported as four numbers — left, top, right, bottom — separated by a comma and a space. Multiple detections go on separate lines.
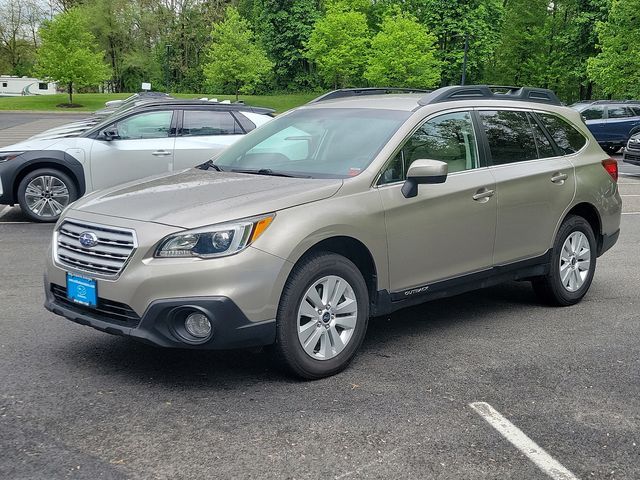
17, 168, 77, 223
532, 215, 597, 306
274, 252, 369, 379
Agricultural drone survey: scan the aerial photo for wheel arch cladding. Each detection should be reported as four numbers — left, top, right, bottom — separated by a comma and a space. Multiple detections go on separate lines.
294, 236, 378, 308
564, 202, 602, 249
12, 151, 85, 201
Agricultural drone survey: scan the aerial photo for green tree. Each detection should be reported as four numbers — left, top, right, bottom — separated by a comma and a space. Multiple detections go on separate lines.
34, 8, 110, 104
588, 0, 640, 98
253, 0, 321, 90
203, 6, 273, 100
305, 3, 370, 88
365, 11, 441, 88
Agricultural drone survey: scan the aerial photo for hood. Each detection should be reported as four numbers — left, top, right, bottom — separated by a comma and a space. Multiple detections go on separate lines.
71, 169, 343, 229
28, 121, 96, 141
0, 137, 76, 152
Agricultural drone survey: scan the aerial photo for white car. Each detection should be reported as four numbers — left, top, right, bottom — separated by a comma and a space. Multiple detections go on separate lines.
0, 100, 274, 221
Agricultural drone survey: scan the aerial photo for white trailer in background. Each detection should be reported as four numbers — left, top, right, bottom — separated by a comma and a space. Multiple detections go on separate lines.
0, 76, 57, 96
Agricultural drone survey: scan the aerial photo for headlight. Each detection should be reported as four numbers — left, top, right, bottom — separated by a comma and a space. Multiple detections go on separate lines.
155, 214, 275, 258
0, 151, 25, 163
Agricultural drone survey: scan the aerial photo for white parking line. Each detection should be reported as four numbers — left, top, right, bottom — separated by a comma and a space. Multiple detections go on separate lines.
0, 205, 12, 219
622, 212, 640, 215
621, 195, 640, 197
469, 402, 579, 480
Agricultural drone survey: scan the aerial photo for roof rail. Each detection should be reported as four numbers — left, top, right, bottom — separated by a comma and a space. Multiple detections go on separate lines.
585, 99, 640, 105
309, 87, 431, 103
418, 85, 562, 106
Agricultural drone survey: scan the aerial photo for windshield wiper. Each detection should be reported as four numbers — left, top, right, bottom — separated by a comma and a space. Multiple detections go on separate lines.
197, 159, 223, 171
231, 168, 310, 178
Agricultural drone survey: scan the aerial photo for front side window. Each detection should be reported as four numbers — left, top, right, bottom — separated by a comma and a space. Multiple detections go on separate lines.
181, 110, 242, 136
380, 111, 478, 184
581, 106, 604, 120
114, 111, 173, 140
537, 113, 587, 155
479, 110, 538, 165
214, 108, 410, 178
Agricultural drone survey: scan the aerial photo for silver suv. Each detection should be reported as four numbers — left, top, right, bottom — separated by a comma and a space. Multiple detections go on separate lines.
44, 86, 622, 379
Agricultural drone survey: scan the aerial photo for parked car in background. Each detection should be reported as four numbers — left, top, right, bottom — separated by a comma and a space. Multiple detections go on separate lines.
623, 132, 640, 166
0, 99, 274, 221
43, 85, 621, 379
572, 101, 640, 154
103, 91, 171, 109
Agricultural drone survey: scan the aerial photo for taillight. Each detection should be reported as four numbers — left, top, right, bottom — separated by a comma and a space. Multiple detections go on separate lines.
602, 158, 618, 182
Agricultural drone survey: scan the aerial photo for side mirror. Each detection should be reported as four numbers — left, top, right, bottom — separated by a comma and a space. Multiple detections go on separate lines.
401, 159, 448, 198
100, 128, 119, 141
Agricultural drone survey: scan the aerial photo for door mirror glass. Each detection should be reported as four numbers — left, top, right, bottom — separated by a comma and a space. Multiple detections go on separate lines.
100, 128, 119, 141
401, 159, 448, 198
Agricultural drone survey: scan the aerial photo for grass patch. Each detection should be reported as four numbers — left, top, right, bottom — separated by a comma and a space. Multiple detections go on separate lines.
0, 92, 318, 114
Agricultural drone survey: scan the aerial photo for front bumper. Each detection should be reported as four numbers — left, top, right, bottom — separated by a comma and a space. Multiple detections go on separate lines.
623, 149, 640, 166
45, 282, 276, 349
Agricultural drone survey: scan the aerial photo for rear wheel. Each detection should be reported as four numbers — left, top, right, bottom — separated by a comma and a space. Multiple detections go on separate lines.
17, 168, 77, 223
532, 215, 597, 306
273, 252, 369, 379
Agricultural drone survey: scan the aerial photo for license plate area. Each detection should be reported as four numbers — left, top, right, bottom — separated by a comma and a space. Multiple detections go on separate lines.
66, 273, 97, 307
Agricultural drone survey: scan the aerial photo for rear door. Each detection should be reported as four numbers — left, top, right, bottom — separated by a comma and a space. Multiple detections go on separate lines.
89, 110, 176, 190
604, 105, 640, 144
478, 109, 576, 265
172, 109, 245, 170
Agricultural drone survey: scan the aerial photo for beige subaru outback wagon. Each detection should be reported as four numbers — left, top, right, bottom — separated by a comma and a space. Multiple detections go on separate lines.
44, 86, 622, 379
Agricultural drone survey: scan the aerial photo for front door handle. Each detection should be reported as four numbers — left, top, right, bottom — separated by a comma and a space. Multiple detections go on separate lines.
472, 187, 495, 202
152, 150, 171, 157
551, 172, 568, 184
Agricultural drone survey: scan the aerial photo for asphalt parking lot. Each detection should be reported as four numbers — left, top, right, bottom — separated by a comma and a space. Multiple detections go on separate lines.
1, 113, 639, 479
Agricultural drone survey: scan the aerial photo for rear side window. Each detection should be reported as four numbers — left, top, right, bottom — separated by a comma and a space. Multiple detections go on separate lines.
479, 110, 538, 165
181, 110, 242, 136
536, 113, 587, 155
607, 106, 634, 119
529, 115, 556, 158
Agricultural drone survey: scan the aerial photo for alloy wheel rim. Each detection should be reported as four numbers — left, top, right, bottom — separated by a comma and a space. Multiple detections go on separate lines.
559, 231, 591, 292
24, 175, 70, 218
297, 275, 358, 360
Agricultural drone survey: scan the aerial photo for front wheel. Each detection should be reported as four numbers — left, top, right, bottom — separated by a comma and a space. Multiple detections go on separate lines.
274, 252, 369, 379
17, 168, 78, 223
532, 215, 597, 306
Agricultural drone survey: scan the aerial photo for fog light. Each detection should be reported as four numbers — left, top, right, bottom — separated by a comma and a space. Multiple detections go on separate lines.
184, 312, 212, 339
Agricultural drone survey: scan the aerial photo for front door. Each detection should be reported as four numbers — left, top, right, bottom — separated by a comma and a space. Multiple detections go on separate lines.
379, 110, 497, 293
89, 110, 176, 191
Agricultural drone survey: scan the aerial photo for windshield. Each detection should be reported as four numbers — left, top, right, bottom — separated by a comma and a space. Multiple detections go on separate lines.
214, 108, 410, 178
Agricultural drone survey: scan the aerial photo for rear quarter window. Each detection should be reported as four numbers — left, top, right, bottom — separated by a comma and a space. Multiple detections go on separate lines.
537, 113, 587, 155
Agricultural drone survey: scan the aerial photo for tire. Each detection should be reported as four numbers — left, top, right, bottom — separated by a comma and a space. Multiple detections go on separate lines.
273, 252, 369, 379
17, 168, 78, 223
532, 215, 597, 306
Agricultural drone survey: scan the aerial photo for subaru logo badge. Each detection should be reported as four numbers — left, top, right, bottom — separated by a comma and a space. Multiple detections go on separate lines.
79, 231, 99, 248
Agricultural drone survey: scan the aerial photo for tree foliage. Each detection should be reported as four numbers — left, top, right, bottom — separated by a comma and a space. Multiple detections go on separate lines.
202, 7, 273, 100
588, 0, 640, 98
34, 8, 110, 104
365, 11, 440, 88
305, 3, 370, 88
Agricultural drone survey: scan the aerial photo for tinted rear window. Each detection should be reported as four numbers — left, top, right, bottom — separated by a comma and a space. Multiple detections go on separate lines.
536, 113, 587, 155
479, 110, 538, 165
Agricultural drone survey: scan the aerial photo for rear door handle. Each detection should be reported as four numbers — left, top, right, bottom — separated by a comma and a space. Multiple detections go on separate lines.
551, 172, 568, 184
472, 188, 495, 202
152, 150, 171, 157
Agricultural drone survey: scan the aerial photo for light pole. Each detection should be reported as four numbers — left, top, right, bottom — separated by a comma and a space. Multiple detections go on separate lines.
165, 44, 172, 92
461, 33, 469, 86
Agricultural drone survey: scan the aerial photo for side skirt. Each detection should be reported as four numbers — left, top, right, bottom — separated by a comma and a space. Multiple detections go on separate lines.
371, 251, 551, 317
